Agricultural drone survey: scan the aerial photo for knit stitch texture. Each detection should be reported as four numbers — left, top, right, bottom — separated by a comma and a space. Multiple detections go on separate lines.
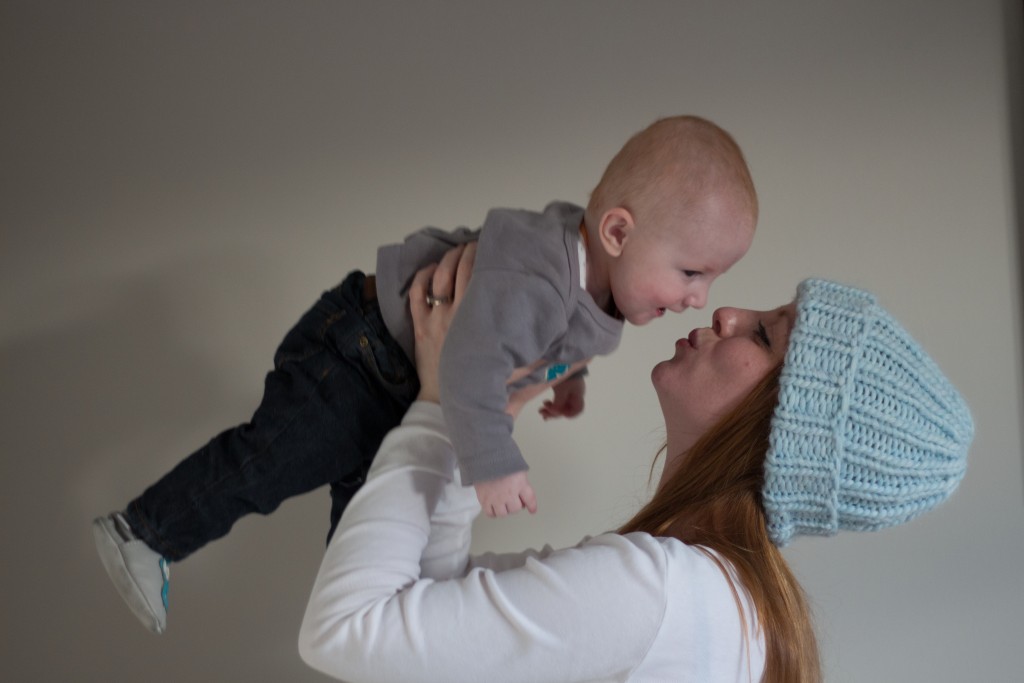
763, 279, 973, 546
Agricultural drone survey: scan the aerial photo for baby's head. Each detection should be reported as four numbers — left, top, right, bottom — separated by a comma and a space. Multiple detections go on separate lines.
586, 116, 757, 325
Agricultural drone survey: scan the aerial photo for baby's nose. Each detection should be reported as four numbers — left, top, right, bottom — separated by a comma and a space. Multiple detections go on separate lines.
684, 290, 708, 310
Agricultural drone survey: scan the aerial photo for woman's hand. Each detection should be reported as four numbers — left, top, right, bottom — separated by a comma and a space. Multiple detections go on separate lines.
409, 242, 477, 403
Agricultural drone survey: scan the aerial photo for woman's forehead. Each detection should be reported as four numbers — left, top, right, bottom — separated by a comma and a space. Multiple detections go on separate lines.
778, 300, 797, 323
739, 300, 796, 321
766, 301, 797, 356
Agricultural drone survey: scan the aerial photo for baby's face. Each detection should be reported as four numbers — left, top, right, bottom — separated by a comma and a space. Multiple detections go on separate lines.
607, 194, 754, 326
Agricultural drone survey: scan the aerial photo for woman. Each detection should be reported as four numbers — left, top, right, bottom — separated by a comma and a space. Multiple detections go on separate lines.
299, 245, 973, 683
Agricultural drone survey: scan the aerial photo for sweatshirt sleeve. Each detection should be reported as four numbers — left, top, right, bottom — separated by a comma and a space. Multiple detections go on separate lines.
439, 266, 569, 484
298, 403, 669, 683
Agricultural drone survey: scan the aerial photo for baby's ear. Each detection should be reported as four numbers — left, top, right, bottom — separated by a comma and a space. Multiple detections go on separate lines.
598, 207, 635, 257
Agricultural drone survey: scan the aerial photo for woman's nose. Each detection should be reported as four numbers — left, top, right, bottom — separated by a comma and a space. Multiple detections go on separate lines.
712, 307, 740, 336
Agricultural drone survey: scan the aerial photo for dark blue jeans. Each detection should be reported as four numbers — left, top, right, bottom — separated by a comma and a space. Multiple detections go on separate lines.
125, 272, 419, 561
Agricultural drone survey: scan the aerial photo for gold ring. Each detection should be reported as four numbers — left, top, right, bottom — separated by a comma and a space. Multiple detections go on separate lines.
426, 294, 452, 307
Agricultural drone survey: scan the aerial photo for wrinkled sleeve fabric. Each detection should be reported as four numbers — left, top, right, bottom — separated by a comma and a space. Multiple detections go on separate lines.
439, 266, 570, 483
298, 402, 668, 683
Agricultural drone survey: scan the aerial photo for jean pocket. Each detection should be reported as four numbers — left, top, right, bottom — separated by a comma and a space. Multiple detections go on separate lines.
357, 332, 413, 393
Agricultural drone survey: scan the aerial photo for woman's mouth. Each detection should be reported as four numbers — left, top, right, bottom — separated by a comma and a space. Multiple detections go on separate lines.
676, 329, 700, 350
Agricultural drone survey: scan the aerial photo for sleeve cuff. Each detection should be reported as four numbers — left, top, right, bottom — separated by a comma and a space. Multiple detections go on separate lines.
402, 400, 446, 428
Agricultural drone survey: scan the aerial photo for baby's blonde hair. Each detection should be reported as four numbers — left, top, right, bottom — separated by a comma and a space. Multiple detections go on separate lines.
586, 115, 757, 231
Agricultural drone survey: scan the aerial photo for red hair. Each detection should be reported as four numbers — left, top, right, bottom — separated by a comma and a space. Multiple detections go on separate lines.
620, 365, 821, 682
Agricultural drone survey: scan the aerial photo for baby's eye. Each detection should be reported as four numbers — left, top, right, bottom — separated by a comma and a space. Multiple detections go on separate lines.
756, 321, 771, 348
682, 270, 701, 278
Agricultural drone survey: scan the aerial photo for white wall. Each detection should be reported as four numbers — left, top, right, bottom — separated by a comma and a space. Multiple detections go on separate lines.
2, 2, 1020, 681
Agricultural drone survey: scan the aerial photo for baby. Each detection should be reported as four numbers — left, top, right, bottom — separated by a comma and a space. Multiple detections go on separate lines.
93, 115, 758, 633
420, 118, 757, 515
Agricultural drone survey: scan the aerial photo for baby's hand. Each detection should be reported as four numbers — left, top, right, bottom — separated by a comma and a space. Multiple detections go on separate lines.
539, 374, 586, 420
474, 472, 538, 517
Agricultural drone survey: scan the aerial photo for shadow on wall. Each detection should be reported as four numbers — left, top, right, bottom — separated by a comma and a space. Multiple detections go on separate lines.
0, 269, 231, 675
1005, 0, 1024, 498
0, 252, 327, 680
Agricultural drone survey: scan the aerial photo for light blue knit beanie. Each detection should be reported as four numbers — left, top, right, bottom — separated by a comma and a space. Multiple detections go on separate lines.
763, 279, 973, 547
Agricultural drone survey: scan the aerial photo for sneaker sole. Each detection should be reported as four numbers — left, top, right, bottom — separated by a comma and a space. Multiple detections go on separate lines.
92, 517, 165, 634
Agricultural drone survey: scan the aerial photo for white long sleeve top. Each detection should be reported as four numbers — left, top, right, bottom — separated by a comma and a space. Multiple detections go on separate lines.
299, 402, 766, 683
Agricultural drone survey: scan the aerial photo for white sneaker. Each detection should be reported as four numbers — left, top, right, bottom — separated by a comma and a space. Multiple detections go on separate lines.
93, 512, 169, 634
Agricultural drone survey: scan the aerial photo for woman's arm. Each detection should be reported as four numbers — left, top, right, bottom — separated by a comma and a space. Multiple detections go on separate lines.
298, 245, 667, 682
298, 399, 668, 683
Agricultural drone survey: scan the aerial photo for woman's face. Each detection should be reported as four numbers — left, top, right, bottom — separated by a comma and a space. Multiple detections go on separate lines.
651, 301, 796, 452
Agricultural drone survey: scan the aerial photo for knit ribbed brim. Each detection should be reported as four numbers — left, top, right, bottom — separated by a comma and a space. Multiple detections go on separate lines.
762, 279, 973, 546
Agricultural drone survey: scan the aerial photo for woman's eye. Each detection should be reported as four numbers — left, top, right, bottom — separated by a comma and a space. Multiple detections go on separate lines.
756, 321, 771, 348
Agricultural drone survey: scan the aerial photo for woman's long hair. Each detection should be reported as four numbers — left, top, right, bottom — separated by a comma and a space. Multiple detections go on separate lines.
619, 365, 821, 683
